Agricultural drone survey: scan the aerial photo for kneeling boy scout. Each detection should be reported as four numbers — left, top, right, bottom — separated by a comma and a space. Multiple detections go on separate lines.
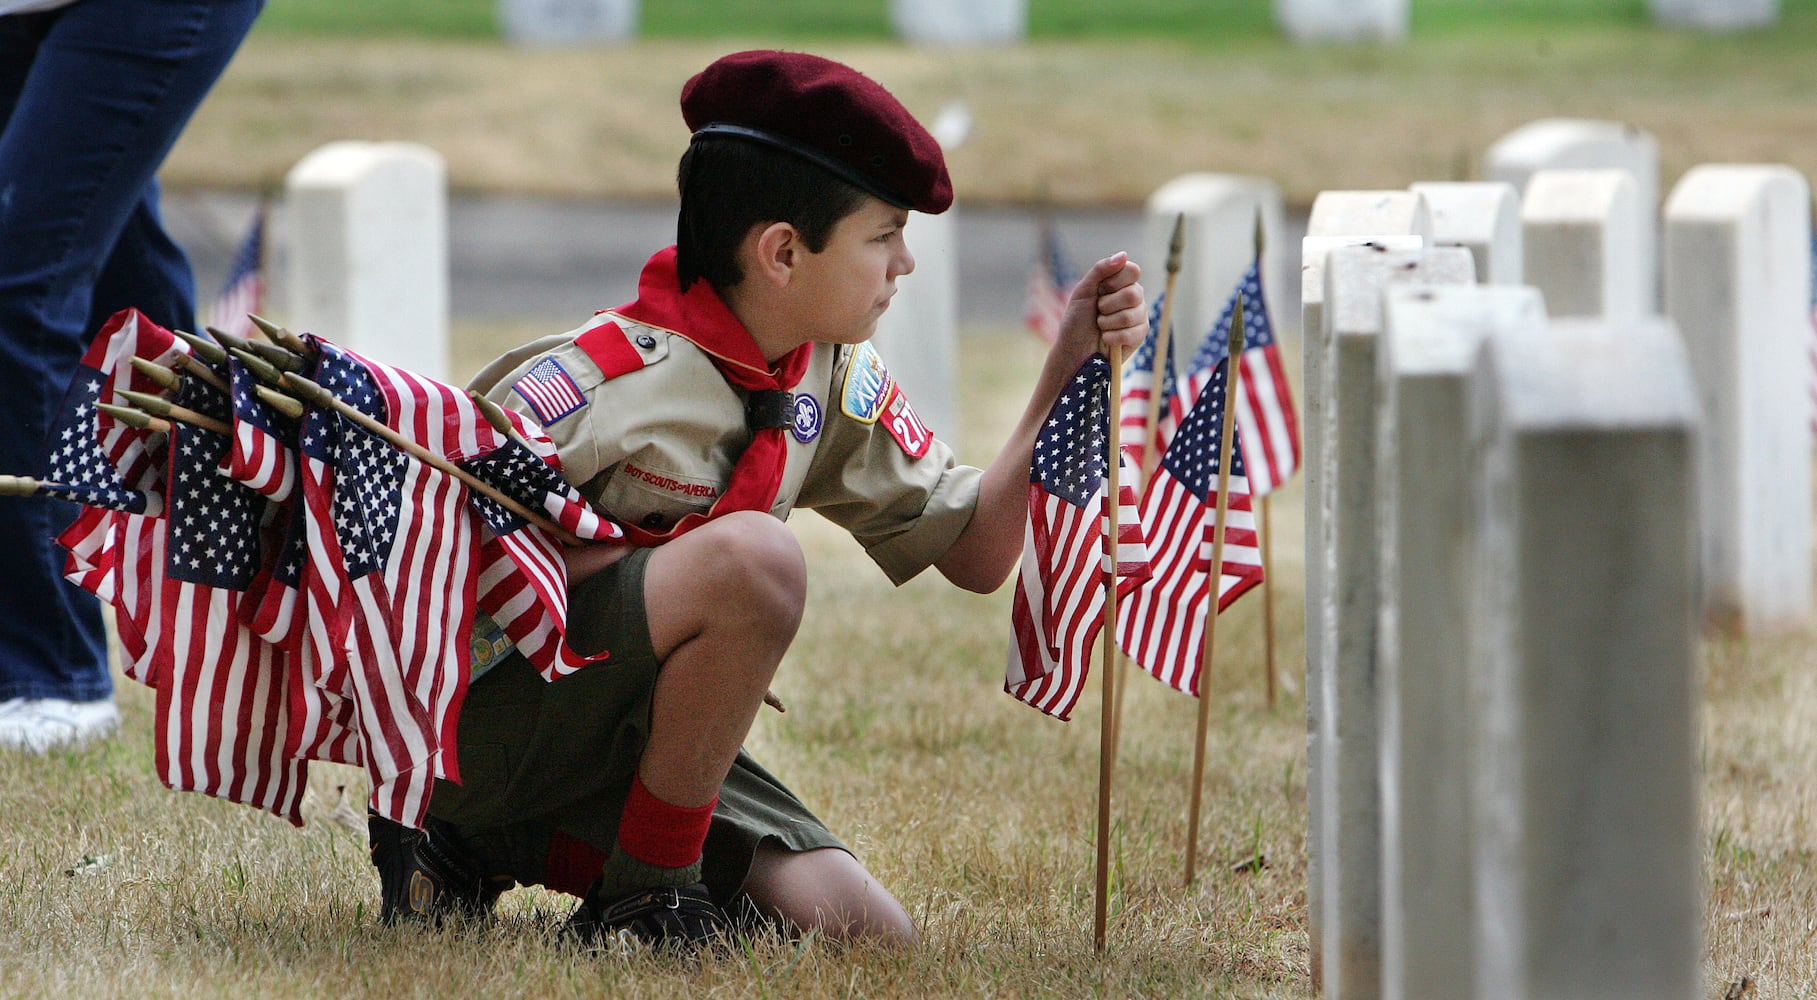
368, 49, 1147, 949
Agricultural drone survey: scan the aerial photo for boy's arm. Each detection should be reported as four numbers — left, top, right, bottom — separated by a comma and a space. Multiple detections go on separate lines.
935, 253, 1148, 594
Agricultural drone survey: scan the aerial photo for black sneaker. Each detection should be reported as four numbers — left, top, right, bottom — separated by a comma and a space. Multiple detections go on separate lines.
368, 811, 512, 925
565, 881, 730, 952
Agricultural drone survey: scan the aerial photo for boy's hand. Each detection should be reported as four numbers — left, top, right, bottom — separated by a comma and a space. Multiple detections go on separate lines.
1059, 252, 1147, 357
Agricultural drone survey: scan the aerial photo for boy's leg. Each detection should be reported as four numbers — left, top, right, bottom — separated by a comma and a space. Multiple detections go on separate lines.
637, 509, 806, 809
742, 843, 916, 947
558, 509, 807, 943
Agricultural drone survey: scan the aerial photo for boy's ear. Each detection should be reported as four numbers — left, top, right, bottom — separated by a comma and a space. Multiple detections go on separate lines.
749, 221, 801, 288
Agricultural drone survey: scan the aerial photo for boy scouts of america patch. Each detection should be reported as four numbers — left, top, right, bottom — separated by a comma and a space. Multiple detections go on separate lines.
512, 356, 587, 425
841, 343, 932, 457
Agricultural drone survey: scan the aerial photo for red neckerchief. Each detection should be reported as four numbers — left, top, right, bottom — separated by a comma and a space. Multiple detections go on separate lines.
607, 246, 812, 546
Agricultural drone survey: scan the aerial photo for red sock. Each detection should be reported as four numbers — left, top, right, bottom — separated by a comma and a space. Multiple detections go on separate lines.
543, 830, 607, 897
617, 771, 716, 869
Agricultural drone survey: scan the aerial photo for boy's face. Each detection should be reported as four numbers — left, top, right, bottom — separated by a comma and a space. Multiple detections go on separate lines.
786, 195, 915, 345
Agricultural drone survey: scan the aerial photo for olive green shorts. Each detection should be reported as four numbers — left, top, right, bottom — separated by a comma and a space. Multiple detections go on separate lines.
427, 546, 844, 904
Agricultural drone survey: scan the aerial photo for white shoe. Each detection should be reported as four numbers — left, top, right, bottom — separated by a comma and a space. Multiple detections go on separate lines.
0, 698, 120, 754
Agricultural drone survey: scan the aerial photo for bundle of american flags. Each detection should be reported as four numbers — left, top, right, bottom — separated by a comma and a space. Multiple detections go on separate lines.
41, 309, 622, 829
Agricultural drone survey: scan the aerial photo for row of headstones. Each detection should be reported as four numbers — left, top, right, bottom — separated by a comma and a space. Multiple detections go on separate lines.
1302, 165, 1812, 1000
1279, 0, 1778, 42
498, 0, 1021, 46
498, 0, 1776, 46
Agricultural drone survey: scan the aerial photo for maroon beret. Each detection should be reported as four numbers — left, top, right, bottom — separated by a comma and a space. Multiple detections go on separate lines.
681, 50, 953, 215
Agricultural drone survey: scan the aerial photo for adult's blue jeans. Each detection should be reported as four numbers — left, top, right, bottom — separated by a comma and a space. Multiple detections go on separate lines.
0, 0, 263, 701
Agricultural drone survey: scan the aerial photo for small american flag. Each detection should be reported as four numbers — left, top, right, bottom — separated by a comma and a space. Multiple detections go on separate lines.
1007, 354, 1149, 721
295, 340, 486, 826
512, 356, 587, 426
461, 416, 623, 679
1117, 327, 1264, 697
1022, 222, 1076, 344
51, 309, 178, 612
207, 207, 265, 340
1223, 261, 1301, 498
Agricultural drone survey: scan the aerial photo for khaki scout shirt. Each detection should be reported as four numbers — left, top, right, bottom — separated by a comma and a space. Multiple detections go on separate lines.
470, 286, 982, 586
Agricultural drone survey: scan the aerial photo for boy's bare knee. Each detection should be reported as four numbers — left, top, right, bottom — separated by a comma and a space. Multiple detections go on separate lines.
743, 845, 917, 949
695, 513, 806, 627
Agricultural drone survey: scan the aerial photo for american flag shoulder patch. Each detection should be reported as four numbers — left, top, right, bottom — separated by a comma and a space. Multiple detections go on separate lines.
512, 357, 588, 425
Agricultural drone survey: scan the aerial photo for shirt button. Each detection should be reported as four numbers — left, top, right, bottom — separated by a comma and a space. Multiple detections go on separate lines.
641, 512, 666, 529
636, 334, 657, 350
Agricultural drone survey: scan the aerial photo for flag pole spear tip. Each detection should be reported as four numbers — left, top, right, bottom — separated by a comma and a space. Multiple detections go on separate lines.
247, 313, 313, 356
0, 474, 40, 496
1253, 208, 1266, 257
466, 389, 515, 436
204, 325, 247, 352
116, 389, 173, 418
171, 329, 228, 366
228, 347, 285, 386
243, 338, 307, 374
1167, 213, 1186, 275
128, 356, 182, 391
254, 386, 306, 420
246, 313, 281, 340
96, 402, 167, 433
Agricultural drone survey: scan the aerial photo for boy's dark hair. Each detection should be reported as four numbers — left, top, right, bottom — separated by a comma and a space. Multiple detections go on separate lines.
675, 135, 869, 292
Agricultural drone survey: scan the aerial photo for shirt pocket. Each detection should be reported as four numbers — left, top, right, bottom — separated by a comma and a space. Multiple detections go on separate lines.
597, 459, 721, 534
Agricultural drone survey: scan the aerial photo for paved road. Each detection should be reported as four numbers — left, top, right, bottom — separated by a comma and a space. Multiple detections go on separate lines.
166, 190, 1307, 332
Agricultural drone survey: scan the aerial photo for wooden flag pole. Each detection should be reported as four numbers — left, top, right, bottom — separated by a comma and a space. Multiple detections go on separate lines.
276, 371, 587, 547
1107, 214, 1187, 774
1251, 214, 1278, 711
1139, 214, 1187, 488
1184, 292, 1248, 886
1094, 343, 1125, 954
1261, 495, 1277, 709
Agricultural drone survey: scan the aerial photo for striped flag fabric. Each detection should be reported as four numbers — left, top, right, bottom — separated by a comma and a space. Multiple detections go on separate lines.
1222, 260, 1301, 498
460, 421, 621, 680
1117, 326, 1265, 697
51, 309, 178, 615
1118, 294, 1179, 480
1007, 354, 1150, 721
152, 369, 306, 820
293, 340, 486, 827
207, 207, 265, 340
1022, 221, 1076, 344
226, 356, 297, 501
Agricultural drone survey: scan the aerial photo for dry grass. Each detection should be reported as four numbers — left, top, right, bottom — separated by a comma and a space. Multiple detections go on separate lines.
1, 324, 1813, 996
0, 328, 1313, 998
170, 30, 1817, 209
